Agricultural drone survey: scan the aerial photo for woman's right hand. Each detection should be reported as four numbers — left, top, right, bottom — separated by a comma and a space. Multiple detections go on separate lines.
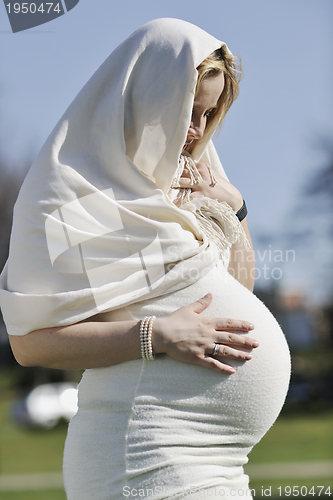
153, 293, 258, 374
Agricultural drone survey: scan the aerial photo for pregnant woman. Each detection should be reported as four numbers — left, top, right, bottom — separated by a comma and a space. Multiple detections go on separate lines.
0, 18, 290, 499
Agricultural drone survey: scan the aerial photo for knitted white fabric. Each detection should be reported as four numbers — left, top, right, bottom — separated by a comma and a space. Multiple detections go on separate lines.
63, 261, 291, 499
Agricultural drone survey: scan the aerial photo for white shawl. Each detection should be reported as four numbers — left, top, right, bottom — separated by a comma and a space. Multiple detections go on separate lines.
0, 18, 240, 336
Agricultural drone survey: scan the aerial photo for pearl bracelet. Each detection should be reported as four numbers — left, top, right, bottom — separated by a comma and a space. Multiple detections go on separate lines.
140, 316, 156, 361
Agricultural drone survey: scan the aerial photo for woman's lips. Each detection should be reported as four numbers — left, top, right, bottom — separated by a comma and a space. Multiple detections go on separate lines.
182, 139, 193, 150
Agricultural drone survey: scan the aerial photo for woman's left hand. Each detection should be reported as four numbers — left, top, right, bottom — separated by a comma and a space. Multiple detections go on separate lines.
177, 162, 243, 211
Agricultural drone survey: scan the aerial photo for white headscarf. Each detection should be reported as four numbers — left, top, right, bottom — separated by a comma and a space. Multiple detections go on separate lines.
0, 18, 239, 336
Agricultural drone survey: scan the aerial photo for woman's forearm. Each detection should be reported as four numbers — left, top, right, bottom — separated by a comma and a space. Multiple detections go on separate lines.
9, 294, 259, 374
9, 319, 142, 370
228, 217, 255, 292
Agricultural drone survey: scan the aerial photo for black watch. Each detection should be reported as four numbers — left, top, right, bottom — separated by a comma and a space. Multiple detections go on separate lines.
235, 200, 247, 222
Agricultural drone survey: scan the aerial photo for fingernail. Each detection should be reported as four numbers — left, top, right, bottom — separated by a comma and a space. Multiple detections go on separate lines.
248, 323, 254, 329
204, 293, 212, 299
245, 354, 252, 360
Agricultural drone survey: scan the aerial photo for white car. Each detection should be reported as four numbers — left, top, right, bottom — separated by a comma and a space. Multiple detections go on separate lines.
13, 382, 78, 429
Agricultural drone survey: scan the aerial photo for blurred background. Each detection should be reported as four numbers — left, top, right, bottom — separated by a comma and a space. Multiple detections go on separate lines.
0, 0, 332, 498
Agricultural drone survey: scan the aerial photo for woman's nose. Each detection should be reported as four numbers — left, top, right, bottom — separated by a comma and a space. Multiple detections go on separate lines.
189, 116, 205, 139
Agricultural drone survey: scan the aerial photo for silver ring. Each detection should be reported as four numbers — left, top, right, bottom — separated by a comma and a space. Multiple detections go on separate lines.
212, 343, 220, 357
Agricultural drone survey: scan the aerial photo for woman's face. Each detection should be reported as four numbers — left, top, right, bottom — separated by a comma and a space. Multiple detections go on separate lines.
184, 71, 225, 150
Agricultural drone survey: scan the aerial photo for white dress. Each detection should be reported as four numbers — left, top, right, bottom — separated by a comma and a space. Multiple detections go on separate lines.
63, 260, 291, 500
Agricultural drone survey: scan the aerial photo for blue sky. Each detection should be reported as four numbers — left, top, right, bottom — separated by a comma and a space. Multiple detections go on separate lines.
1, 0, 332, 303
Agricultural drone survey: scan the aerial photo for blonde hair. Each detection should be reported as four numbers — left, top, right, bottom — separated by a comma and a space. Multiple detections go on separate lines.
187, 45, 242, 153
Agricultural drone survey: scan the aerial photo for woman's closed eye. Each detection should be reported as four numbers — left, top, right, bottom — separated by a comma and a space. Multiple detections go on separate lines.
204, 109, 214, 118
192, 108, 214, 120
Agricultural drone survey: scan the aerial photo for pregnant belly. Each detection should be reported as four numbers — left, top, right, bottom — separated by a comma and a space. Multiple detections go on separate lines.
73, 262, 290, 494
80, 262, 291, 444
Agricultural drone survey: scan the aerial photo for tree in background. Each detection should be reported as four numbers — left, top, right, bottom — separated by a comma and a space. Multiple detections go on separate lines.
305, 140, 333, 347
0, 152, 31, 366
282, 138, 333, 307
306, 139, 333, 201
0, 156, 30, 274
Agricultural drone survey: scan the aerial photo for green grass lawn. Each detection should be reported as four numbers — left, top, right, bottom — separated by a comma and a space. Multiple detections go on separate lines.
0, 399, 67, 475
249, 478, 332, 498
1, 490, 66, 500
248, 410, 333, 463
